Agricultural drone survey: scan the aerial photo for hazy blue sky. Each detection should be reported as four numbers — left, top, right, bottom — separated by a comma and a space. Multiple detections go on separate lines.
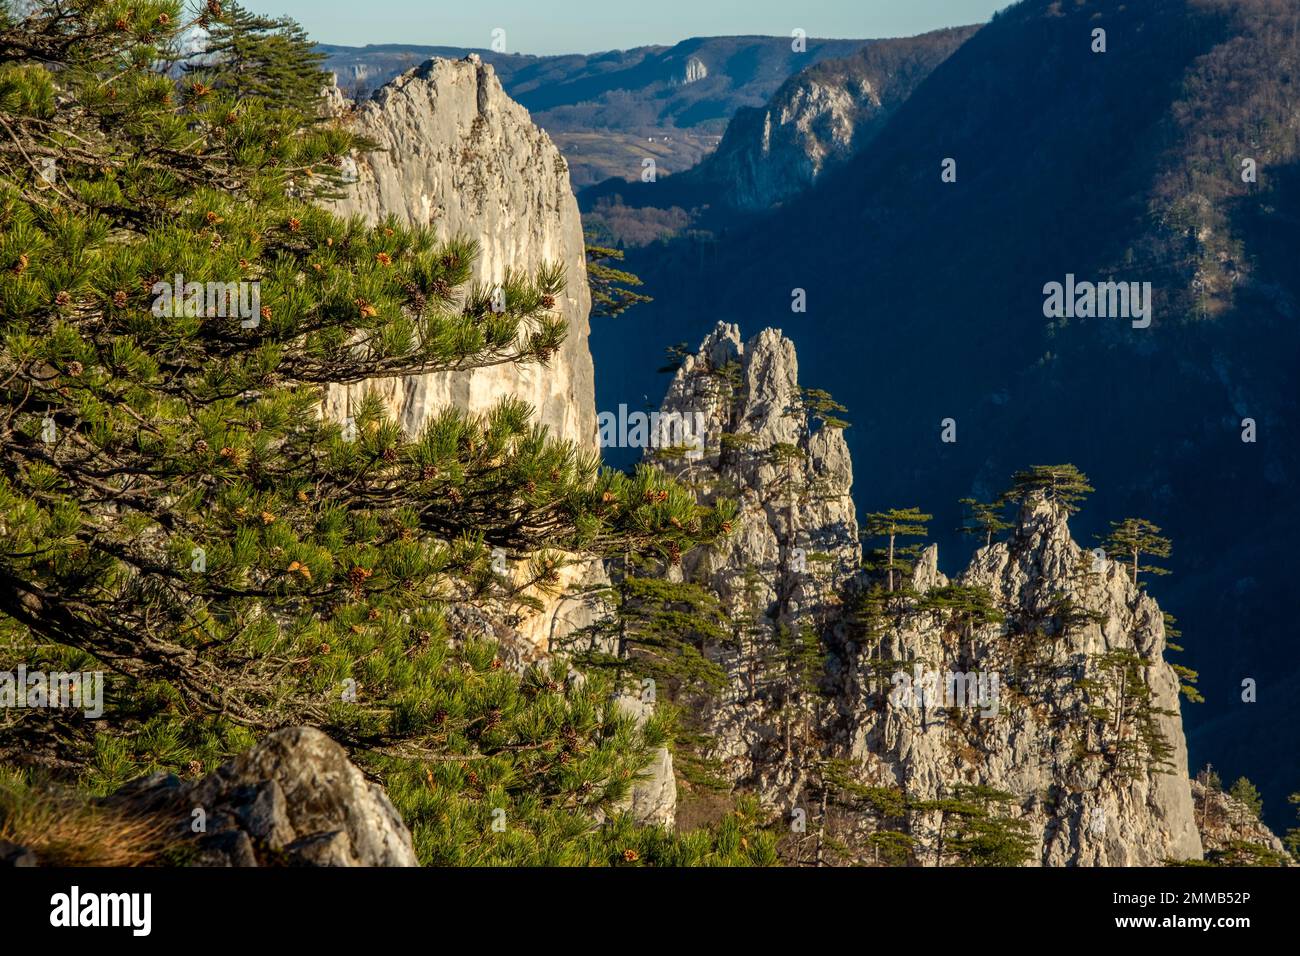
243, 0, 1008, 55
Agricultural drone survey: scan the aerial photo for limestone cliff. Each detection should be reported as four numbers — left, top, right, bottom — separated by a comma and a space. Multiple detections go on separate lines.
844, 501, 1203, 866
651, 323, 860, 805
321, 55, 595, 450
318, 55, 605, 658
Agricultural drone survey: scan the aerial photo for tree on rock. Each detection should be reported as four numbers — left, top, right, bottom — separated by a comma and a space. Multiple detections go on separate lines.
1103, 518, 1172, 588
1002, 464, 1093, 514
1228, 777, 1264, 820
958, 497, 1012, 547
916, 785, 1034, 867
863, 507, 932, 592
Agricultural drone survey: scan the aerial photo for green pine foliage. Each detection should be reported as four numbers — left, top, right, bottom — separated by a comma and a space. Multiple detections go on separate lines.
1103, 517, 1172, 587
1227, 776, 1264, 820
958, 497, 1012, 548
1002, 464, 1093, 514
809, 757, 914, 866
862, 507, 931, 592
1161, 613, 1203, 703
0, 1, 770, 865
585, 239, 652, 319
557, 555, 732, 694
915, 784, 1034, 867
1076, 649, 1176, 779
1188, 840, 1291, 868
183, 1, 330, 114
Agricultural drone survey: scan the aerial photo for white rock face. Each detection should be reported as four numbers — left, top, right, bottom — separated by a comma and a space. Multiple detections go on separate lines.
653, 322, 861, 803
318, 57, 601, 657
845, 500, 1204, 866
682, 56, 709, 84
321, 56, 596, 451
703, 79, 875, 210
1191, 779, 1292, 862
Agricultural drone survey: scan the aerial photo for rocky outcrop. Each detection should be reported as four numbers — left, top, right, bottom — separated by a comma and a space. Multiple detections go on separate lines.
687, 27, 976, 209
108, 727, 418, 867
657, 322, 861, 619
841, 499, 1203, 866
321, 55, 595, 450
615, 694, 678, 828
681, 56, 708, 85
315, 56, 680, 828
644, 322, 1293, 865
651, 323, 860, 803
1192, 779, 1291, 864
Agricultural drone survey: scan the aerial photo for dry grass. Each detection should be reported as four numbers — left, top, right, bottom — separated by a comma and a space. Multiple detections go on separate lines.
0, 771, 177, 866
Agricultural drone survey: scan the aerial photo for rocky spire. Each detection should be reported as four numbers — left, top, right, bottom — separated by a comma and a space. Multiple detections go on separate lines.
318, 56, 603, 658
321, 55, 596, 449
648, 322, 1287, 865
846, 497, 1204, 865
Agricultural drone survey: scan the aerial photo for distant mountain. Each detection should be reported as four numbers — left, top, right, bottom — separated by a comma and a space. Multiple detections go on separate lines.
320, 36, 877, 185
576, 27, 977, 246
682, 26, 979, 209
589, 0, 1300, 833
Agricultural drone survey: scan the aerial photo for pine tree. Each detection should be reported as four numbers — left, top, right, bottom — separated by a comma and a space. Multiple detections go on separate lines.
798, 387, 849, 430
862, 507, 931, 592
585, 240, 651, 319
556, 554, 732, 694
915, 784, 1034, 867
958, 496, 1012, 547
1228, 776, 1264, 820
1002, 464, 1093, 514
183, 1, 330, 114
1102, 517, 1172, 587
1163, 613, 1203, 703
0, 2, 763, 865
919, 584, 1005, 666
1078, 649, 1174, 778
811, 757, 913, 866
